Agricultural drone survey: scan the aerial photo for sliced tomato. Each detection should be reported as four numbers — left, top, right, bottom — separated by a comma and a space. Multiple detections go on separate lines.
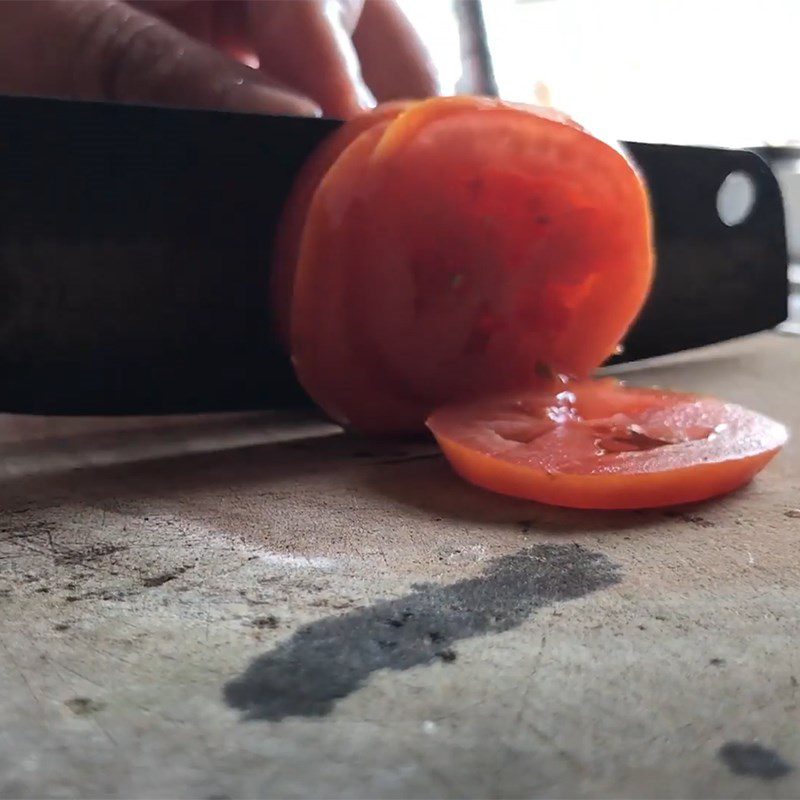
270, 100, 411, 349
427, 380, 787, 509
275, 96, 786, 508
286, 96, 653, 434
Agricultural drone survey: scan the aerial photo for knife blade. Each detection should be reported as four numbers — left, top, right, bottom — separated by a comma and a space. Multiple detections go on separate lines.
0, 95, 787, 414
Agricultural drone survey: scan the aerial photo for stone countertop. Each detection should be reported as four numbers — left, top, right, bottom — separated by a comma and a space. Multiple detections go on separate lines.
1, 332, 798, 799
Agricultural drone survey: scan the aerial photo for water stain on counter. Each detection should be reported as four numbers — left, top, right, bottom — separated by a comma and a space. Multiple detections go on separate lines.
224, 543, 620, 721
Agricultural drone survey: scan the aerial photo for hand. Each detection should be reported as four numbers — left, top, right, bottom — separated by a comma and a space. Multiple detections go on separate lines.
0, 0, 437, 118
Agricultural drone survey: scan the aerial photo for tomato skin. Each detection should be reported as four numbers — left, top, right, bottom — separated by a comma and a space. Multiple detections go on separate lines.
270, 101, 412, 350
427, 382, 787, 509
286, 97, 653, 434
433, 437, 780, 509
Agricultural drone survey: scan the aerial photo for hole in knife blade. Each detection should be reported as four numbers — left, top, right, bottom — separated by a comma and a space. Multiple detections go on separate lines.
717, 170, 755, 226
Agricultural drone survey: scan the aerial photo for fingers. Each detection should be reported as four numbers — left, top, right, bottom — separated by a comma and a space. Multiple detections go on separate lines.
134, 1, 256, 67
248, 0, 374, 119
149, 0, 214, 46
0, 0, 321, 116
354, 0, 438, 102
209, 2, 258, 67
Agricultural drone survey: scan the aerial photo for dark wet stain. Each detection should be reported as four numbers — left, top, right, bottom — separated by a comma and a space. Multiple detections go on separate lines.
251, 615, 279, 630
709, 657, 726, 666
55, 543, 128, 566
224, 543, 620, 721
142, 565, 190, 588
718, 742, 792, 780
65, 697, 105, 716
663, 510, 715, 528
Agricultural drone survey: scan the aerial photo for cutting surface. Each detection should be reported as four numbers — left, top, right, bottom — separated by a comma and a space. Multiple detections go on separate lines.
1, 333, 798, 799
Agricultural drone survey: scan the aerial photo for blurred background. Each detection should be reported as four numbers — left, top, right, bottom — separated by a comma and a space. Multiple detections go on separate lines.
404, 0, 800, 329
406, 0, 799, 148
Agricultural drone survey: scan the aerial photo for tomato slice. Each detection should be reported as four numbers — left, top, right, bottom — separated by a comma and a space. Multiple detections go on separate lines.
287, 96, 653, 434
427, 381, 788, 509
271, 100, 412, 349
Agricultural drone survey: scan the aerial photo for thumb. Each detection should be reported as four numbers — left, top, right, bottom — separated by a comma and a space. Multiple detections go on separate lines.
0, 0, 321, 116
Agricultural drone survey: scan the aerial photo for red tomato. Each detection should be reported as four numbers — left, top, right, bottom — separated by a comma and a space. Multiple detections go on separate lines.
271, 101, 411, 349
427, 380, 788, 509
285, 97, 653, 434
274, 96, 786, 507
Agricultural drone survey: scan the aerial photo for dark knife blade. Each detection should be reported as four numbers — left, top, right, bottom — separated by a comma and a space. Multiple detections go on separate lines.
0, 95, 787, 414
616, 140, 787, 364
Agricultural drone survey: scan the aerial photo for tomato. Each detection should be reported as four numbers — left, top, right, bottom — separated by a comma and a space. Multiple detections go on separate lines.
427, 380, 788, 509
271, 100, 411, 349
285, 96, 653, 434
274, 96, 785, 508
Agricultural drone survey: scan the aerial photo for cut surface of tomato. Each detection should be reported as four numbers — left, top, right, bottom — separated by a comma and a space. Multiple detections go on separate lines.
427, 381, 787, 509
271, 100, 411, 349
285, 96, 653, 434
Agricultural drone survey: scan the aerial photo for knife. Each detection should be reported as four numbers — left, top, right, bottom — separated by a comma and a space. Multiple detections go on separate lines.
0, 95, 787, 415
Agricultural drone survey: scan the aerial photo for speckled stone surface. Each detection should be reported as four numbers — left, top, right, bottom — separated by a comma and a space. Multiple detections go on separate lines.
1, 333, 798, 799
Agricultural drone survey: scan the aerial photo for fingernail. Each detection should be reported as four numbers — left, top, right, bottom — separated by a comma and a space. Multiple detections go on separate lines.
356, 80, 377, 111
224, 78, 322, 117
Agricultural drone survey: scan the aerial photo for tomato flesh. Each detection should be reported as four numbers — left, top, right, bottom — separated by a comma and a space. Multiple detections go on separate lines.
286, 97, 652, 434
271, 101, 411, 349
427, 381, 787, 509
